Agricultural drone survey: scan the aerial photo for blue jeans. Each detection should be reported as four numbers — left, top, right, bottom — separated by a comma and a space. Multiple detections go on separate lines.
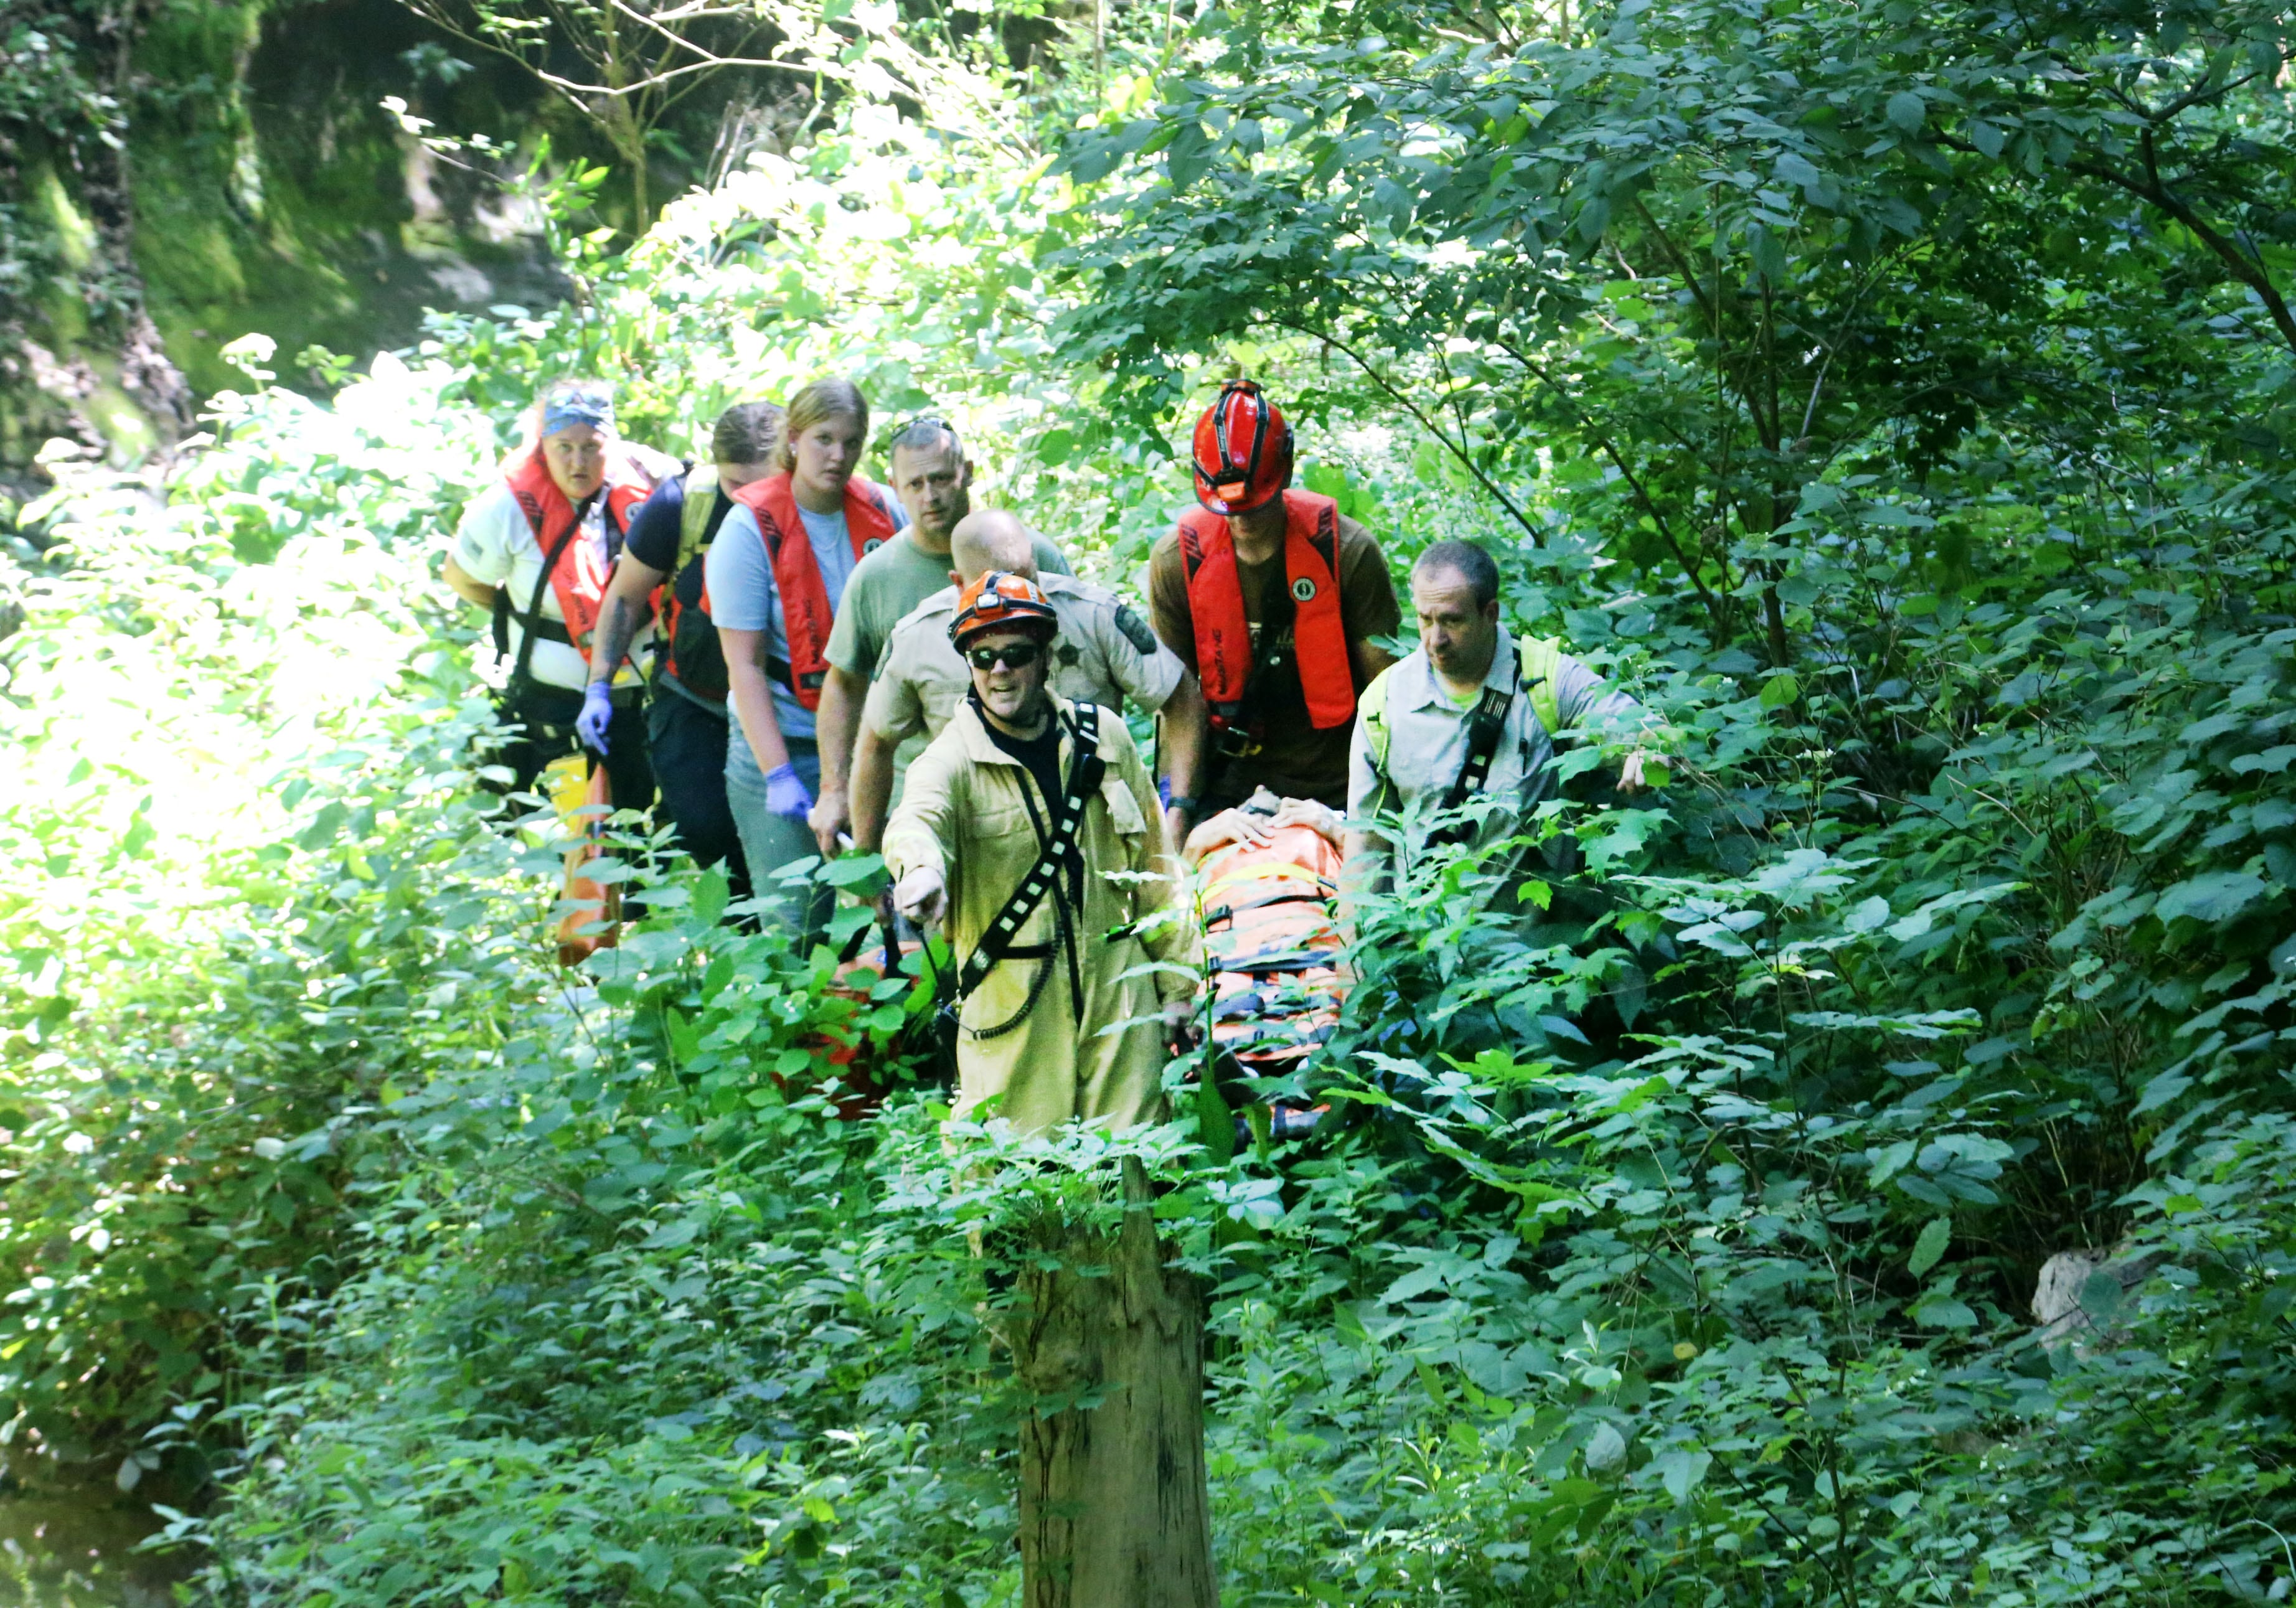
725, 732, 829, 934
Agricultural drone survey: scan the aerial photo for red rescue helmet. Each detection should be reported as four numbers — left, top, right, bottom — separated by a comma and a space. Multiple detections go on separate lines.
1192, 379, 1294, 515
949, 570, 1059, 650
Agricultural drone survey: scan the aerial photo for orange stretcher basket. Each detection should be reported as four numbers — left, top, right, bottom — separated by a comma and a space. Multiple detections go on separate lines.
551, 758, 622, 967
1193, 817, 1349, 1135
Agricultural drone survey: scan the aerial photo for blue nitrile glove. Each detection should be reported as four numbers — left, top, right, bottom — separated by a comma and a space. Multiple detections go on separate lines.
574, 681, 614, 755
765, 762, 813, 822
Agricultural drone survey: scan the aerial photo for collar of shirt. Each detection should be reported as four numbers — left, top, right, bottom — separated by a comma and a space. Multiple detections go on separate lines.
1391, 629, 1518, 716
953, 694, 1082, 768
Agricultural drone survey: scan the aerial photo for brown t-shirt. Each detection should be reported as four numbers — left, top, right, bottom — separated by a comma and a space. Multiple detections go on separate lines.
1149, 507, 1401, 808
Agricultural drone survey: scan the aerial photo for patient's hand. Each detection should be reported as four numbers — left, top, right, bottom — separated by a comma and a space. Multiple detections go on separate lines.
1182, 794, 1343, 863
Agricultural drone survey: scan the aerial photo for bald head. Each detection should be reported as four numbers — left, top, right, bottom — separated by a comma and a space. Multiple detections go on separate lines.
949, 509, 1043, 583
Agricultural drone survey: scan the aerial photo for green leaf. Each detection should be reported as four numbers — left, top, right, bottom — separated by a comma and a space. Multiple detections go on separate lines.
1885, 91, 1926, 134
1759, 673, 1800, 709
1196, 1072, 1233, 1165
2153, 871, 2267, 926
2078, 1269, 2124, 1324
1908, 1216, 1951, 1277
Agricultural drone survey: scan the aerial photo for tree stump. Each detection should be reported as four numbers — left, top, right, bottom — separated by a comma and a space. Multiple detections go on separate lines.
1012, 1156, 1215, 1608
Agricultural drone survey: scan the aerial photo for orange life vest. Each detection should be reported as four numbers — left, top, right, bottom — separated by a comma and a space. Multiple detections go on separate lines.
1177, 489, 1354, 733
725, 474, 900, 710
502, 446, 657, 652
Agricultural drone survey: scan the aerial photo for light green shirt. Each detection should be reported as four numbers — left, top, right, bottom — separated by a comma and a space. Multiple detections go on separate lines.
825, 527, 1072, 680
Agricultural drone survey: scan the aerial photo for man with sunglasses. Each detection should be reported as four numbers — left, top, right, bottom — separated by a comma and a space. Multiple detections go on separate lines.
1148, 381, 1401, 842
885, 572, 1195, 1135
847, 510, 1203, 855
808, 417, 1071, 855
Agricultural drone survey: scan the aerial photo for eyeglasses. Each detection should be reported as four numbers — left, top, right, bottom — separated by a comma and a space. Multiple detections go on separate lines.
966, 642, 1044, 671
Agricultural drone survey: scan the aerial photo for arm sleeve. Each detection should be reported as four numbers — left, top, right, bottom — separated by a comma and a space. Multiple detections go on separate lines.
450, 485, 519, 586
882, 736, 959, 882
1147, 536, 1197, 672
702, 509, 774, 632
1105, 712, 1197, 1002
861, 647, 928, 743
1345, 709, 1385, 820
1031, 534, 1074, 578
824, 563, 874, 675
1551, 652, 1651, 738
621, 477, 685, 573
1338, 524, 1403, 641
1098, 604, 1186, 712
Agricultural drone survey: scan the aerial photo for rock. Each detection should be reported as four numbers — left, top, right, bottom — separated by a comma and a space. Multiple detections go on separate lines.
2032, 1247, 2162, 1347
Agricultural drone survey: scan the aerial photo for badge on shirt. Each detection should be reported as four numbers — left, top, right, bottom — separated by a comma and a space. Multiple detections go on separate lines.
862, 537, 885, 554
1291, 576, 1317, 602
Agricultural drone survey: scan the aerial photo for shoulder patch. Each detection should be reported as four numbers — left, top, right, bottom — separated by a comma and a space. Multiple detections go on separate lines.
1112, 603, 1158, 655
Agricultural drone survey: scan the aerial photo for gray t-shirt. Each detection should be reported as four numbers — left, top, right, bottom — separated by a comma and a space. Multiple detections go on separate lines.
705, 490, 910, 744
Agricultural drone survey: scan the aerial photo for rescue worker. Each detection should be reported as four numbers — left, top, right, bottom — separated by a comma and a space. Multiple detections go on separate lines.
885, 572, 1195, 1135
809, 415, 1073, 855
1344, 538, 1655, 893
705, 378, 909, 926
443, 378, 676, 809
1149, 380, 1402, 846
850, 510, 1202, 855
578, 400, 783, 896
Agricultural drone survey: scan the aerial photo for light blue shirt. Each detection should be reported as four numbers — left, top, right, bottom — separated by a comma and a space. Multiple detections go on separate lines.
705, 494, 910, 745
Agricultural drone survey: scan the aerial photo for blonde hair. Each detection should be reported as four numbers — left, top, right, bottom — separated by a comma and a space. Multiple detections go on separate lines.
776, 378, 869, 474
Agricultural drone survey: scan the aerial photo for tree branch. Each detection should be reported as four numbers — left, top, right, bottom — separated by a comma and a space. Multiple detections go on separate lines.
1262, 315, 1546, 548
2064, 131, 2296, 359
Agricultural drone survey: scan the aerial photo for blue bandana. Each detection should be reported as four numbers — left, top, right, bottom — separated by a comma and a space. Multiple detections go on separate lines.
541, 385, 614, 438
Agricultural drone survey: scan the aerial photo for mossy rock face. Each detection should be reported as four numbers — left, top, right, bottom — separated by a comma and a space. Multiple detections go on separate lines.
5, 0, 727, 468
127, 0, 573, 397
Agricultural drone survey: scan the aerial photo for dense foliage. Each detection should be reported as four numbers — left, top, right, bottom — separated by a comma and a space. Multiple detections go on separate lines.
4, 0, 2295, 1602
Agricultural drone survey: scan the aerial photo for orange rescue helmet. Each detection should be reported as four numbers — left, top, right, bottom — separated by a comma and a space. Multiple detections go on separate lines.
1192, 379, 1294, 515
948, 570, 1059, 649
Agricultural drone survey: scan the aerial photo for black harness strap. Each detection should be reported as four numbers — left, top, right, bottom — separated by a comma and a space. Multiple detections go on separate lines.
1440, 649, 1523, 813
497, 510, 588, 703
953, 703, 1108, 1040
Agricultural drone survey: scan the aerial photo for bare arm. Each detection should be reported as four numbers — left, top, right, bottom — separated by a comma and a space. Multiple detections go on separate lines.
1167, 665, 1213, 834
1116, 725, 1198, 1004
442, 555, 496, 609
1157, 670, 1208, 851
718, 626, 794, 774
808, 664, 868, 853
1350, 638, 1398, 687
850, 722, 897, 855
586, 556, 667, 688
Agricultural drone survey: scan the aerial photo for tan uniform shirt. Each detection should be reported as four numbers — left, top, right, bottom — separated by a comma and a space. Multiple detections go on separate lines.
863, 573, 1187, 745
1348, 634, 1649, 886
883, 697, 1196, 1136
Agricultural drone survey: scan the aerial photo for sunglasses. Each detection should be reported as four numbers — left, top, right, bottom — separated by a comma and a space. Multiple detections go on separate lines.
966, 642, 1045, 671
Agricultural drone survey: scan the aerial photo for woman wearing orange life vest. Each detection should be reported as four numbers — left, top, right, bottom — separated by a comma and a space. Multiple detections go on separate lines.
444, 378, 677, 809
705, 377, 909, 926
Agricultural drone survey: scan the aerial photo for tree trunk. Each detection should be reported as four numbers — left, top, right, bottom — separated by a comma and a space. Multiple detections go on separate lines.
1013, 1157, 1215, 1608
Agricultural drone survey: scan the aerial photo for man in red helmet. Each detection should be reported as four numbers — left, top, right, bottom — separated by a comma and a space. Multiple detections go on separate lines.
1148, 381, 1401, 842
